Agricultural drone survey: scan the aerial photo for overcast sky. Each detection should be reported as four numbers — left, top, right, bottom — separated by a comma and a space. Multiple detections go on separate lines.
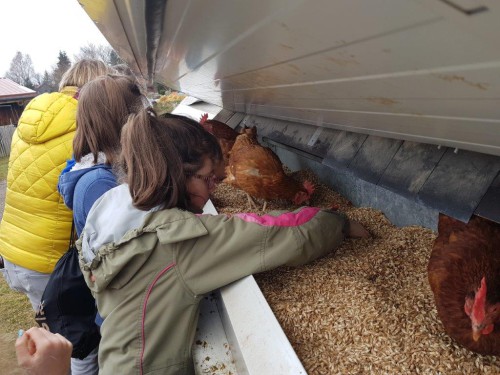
0, 0, 110, 76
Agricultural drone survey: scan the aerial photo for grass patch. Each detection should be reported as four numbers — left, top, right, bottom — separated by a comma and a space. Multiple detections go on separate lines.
0, 277, 34, 374
0, 277, 34, 332
0, 157, 8, 181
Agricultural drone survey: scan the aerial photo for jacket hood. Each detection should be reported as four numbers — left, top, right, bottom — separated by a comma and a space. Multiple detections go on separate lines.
58, 160, 112, 210
16, 87, 78, 145
78, 184, 208, 291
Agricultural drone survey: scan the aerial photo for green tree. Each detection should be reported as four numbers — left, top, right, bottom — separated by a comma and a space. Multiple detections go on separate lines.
37, 71, 56, 93
23, 77, 35, 90
52, 51, 71, 88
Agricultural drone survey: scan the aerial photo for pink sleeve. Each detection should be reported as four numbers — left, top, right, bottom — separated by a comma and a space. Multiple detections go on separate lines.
233, 207, 321, 227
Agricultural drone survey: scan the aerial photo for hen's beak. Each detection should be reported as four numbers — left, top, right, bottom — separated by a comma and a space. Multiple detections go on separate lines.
472, 329, 482, 342
472, 323, 494, 341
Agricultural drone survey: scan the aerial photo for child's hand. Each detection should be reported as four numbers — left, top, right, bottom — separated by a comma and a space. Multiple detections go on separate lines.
16, 327, 72, 375
346, 220, 371, 238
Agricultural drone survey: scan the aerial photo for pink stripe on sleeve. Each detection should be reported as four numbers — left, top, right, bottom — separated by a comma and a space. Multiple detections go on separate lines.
234, 207, 321, 227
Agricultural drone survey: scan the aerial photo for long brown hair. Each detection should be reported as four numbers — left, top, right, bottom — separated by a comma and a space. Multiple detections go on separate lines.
120, 108, 222, 211
73, 74, 144, 165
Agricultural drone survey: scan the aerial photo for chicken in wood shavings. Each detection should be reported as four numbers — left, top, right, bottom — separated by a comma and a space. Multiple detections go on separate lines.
212, 172, 499, 372
223, 126, 314, 210
428, 213, 500, 356
199, 113, 238, 178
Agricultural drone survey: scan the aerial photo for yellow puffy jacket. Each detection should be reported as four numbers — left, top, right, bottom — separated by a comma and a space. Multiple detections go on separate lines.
0, 87, 77, 273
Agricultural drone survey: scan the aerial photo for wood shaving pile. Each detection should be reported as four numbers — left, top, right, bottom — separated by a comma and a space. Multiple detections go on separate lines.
211, 170, 500, 374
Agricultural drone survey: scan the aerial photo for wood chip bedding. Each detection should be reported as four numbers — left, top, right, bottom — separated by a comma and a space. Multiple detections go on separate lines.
210, 170, 499, 374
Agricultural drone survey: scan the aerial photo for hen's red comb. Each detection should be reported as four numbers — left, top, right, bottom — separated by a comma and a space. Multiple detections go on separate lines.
472, 276, 487, 322
200, 113, 209, 124
303, 180, 315, 195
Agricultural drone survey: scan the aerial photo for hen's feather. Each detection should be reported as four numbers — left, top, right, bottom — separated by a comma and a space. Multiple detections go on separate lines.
428, 214, 500, 355
224, 127, 313, 205
199, 114, 238, 171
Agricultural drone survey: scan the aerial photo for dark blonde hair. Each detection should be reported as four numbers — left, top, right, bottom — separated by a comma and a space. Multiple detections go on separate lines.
59, 59, 111, 91
73, 74, 144, 165
121, 108, 222, 211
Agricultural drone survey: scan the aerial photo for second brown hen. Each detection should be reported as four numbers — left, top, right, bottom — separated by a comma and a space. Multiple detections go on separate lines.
224, 127, 314, 210
428, 213, 500, 356
199, 113, 238, 166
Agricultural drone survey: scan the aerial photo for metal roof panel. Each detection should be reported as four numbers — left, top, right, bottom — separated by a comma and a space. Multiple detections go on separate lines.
0, 78, 36, 101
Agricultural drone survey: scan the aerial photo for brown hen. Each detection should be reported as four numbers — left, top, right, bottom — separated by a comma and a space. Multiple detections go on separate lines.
224, 126, 314, 210
230, 126, 259, 154
428, 213, 500, 356
199, 113, 238, 178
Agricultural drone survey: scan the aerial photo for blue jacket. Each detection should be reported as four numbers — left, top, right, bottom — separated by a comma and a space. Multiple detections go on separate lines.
58, 162, 117, 236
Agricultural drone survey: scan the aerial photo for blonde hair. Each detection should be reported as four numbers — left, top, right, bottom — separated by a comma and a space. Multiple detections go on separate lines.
59, 59, 112, 91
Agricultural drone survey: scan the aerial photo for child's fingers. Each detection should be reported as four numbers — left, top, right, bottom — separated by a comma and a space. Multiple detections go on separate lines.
15, 330, 33, 366
16, 327, 73, 375
22, 327, 51, 355
27, 335, 36, 355
28, 328, 72, 354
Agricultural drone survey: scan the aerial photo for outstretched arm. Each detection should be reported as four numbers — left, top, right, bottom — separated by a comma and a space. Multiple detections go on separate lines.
178, 207, 349, 295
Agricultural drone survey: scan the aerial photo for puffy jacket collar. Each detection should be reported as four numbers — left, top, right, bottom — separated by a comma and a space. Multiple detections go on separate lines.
59, 86, 78, 98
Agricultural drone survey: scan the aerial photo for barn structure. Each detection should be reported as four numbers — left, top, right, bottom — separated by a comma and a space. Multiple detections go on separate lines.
0, 78, 35, 126
0, 78, 36, 156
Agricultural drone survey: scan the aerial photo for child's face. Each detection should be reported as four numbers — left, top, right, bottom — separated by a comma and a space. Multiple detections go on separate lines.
186, 157, 217, 213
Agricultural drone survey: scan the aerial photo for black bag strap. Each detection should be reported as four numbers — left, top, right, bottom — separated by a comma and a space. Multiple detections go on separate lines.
69, 221, 77, 248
